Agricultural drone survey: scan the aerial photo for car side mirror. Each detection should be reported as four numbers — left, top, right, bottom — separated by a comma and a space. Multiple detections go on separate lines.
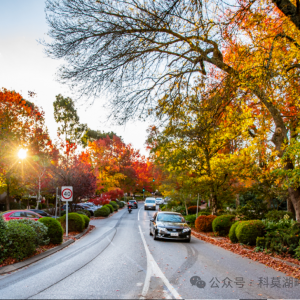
150, 218, 154, 222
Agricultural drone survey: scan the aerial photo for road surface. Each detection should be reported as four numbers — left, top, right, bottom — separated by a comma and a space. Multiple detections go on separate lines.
0, 204, 299, 299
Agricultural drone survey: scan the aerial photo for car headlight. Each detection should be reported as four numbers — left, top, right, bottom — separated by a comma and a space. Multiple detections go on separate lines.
182, 228, 191, 233
157, 227, 167, 233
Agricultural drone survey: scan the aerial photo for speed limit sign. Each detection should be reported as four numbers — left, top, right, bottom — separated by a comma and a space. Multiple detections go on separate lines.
61, 186, 73, 202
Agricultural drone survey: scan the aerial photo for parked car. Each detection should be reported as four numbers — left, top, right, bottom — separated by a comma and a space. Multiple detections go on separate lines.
77, 202, 99, 216
128, 200, 138, 208
155, 198, 164, 205
1, 210, 43, 221
144, 198, 156, 210
150, 212, 191, 242
61, 204, 83, 212
29, 209, 52, 217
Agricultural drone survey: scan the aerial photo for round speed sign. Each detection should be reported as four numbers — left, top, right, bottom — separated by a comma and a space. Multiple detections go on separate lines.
61, 187, 73, 201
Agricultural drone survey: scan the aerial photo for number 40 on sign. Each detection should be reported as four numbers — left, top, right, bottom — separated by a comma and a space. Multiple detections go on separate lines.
61, 186, 73, 202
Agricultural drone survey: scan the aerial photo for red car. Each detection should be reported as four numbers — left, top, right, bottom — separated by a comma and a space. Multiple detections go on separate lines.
1, 210, 43, 221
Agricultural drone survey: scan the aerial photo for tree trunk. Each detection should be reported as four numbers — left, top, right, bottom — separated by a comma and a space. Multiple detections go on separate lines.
235, 194, 240, 208
5, 183, 10, 211
287, 187, 300, 221
287, 196, 296, 219
211, 193, 218, 215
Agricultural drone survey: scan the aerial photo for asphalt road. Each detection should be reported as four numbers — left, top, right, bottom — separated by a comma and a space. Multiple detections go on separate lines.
0, 204, 299, 299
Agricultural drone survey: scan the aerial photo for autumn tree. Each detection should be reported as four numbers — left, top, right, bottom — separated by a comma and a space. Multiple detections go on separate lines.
0, 89, 52, 210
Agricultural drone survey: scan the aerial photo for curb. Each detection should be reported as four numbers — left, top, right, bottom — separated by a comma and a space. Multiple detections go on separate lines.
191, 231, 300, 269
0, 226, 92, 276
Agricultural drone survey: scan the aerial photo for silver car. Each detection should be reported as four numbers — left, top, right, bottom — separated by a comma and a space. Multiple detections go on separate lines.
144, 198, 156, 210
155, 198, 164, 205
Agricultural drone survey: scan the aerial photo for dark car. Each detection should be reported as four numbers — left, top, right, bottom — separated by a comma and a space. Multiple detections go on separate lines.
61, 204, 83, 212
128, 200, 138, 208
150, 212, 191, 242
29, 209, 52, 217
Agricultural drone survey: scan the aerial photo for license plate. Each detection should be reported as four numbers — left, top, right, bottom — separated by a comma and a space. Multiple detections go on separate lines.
171, 233, 178, 237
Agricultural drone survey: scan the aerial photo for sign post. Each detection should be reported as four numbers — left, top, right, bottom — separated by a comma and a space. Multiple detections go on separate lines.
61, 186, 73, 237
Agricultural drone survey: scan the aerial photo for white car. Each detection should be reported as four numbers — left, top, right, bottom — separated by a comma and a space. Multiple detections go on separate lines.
155, 198, 164, 205
144, 198, 157, 210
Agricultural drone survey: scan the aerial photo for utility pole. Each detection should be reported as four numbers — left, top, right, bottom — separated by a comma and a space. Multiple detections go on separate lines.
196, 194, 199, 218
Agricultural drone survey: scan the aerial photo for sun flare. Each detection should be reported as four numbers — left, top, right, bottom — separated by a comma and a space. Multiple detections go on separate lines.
18, 149, 27, 160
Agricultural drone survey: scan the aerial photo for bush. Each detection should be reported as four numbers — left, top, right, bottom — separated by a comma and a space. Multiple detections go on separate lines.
195, 215, 217, 232
187, 206, 202, 214
110, 201, 119, 211
0, 216, 8, 263
212, 215, 236, 236
16, 219, 49, 246
265, 210, 294, 222
235, 220, 265, 245
81, 214, 90, 228
104, 204, 114, 214
59, 213, 85, 232
94, 206, 111, 217
116, 201, 124, 208
236, 200, 268, 220
9, 202, 26, 210
38, 203, 47, 209
184, 214, 197, 226
256, 236, 266, 248
77, 210, 91, 218
229, 221, 242, 243
38, 217, 64, 244
6, 221, 37, 260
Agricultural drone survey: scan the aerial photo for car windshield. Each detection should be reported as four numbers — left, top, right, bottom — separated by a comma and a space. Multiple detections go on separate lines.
157, 214, 185, 223
146, 200, 155, 203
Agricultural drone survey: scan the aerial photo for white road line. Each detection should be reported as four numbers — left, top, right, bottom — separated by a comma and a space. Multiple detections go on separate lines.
138, 207, 142, 221
138, 225, 182, 300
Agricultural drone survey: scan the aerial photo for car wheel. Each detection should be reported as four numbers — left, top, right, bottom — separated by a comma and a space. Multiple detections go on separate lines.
150, 229, 153, 236
185, 237, 191, 243
153, 230, 158, 240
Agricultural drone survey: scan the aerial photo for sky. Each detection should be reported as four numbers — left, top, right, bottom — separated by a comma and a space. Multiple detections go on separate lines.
0, 0, 152, 156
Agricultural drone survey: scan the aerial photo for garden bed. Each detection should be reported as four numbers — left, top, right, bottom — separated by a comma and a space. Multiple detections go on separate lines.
0, 225, 95, 269
192, 229, 300, 280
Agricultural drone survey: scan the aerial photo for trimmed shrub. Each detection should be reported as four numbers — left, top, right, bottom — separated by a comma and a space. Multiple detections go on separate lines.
116, 201, 124, 208
236, 200, 268, 220
256, 236, 266, 248
187, 206, 202, 214
235, 220, 265, 245
195, 215, 217, 232
38, 217, 63, 244
94, 206, 110, 217
104, 204, 114, 214
77, 210, 91, 218
0, 216, 8, 263
212, 215, 235, 236
110, 201, 119, 211
6, 221, 37, 260
229, 221, 242, 243
59, 213, 85, 232
16, 219, 50, 246
184, 214, 197, 226
265, 210, 294, 222
81, 214, 90, 228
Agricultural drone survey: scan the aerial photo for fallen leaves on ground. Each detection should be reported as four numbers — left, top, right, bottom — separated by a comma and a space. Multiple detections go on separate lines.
192, 230, 300, 280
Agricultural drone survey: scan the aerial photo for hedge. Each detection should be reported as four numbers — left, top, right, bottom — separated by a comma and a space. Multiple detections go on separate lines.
229, 221, 243, 243
94, 206, 111, 217
38, 217, 64, 244
265, 210, 294, 221
117, 201, 124, 208
81, 214, 90, 228
187, 206, 202, 214
6, 221, 37, 261
235, 220, 265, 245
0, 216, 8, 263
59, 213, 85, 232
195, 215, 217, 232
110, 201, 119, 211
212, 215, 235, 236
104, 204, 114, 214
16, 219, 50, 246
77, 209, 91, 218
